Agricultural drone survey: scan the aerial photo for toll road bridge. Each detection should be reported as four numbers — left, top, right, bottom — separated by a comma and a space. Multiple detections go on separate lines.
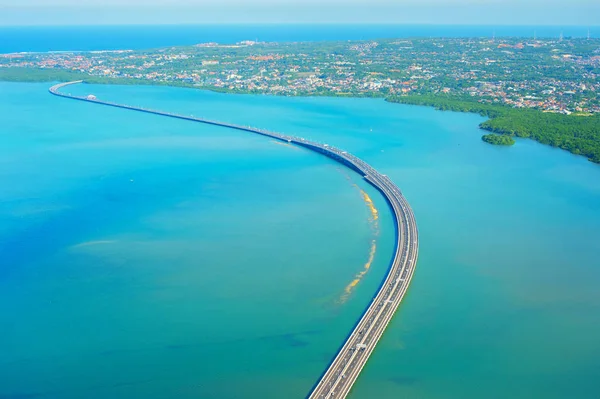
49, 81, 419, 399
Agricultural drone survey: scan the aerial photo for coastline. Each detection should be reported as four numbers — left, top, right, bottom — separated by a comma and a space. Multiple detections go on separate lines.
2, 68, 598, 164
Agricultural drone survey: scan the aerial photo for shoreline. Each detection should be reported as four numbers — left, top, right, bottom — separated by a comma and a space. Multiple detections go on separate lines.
2, 70, 598, 164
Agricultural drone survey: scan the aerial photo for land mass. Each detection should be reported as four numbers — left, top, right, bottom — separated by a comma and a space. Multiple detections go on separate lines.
2, 37, 599, 162
387, 95, 600, 162
482, 133, 516, 146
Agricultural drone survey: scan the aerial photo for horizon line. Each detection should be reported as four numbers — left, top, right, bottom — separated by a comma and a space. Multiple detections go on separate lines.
1, 22, 599, 28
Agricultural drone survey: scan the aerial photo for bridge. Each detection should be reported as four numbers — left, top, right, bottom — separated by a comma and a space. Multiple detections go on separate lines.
49, 81, 419, 399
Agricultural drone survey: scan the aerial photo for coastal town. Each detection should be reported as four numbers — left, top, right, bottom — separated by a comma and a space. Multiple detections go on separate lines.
2, 37, 600, 114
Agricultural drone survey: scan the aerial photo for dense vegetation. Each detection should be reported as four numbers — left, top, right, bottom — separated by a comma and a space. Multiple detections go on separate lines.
0, 67, 87, 82
388, 95, 600, 163
0, 67, 183, 87
482, 134, 515, 146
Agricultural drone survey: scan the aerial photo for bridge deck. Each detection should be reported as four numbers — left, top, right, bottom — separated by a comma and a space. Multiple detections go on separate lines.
49, 81, 419, 399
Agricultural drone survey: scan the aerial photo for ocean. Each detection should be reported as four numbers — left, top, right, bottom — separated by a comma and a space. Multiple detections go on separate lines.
0, 24, 598, 53
1, 81, 600, 398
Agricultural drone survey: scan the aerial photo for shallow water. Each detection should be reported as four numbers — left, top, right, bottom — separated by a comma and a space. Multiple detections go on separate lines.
1, 82, 599, 398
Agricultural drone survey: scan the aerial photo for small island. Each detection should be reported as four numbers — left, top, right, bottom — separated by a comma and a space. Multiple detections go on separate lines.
482, 133, 516, 146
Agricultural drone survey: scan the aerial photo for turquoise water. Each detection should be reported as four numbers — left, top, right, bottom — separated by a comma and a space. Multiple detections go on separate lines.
1, 82, 600, 398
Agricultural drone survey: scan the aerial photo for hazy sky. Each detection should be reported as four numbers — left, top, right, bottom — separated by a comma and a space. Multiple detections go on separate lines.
1, 0, 599, 25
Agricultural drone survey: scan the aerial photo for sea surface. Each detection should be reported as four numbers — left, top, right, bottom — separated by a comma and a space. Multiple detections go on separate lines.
1, 82, 600, 399
0, 24, 598, 53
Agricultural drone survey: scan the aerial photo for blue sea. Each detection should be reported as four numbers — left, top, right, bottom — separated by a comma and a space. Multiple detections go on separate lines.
1, 81, 600, 398
0, 24, 598, 53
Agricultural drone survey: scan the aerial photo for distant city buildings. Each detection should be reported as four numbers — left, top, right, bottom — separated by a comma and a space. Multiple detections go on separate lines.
2, 38, 599, 114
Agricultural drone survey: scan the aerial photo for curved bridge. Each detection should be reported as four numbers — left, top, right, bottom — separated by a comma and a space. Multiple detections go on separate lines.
49, 81, 419, 399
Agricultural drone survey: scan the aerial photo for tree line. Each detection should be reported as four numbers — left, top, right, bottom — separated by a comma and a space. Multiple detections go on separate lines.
387, 95, 600, 163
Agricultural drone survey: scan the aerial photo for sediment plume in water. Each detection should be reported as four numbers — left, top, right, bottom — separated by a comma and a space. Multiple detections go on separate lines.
340, 238, 377, 303
357, 185, 379, 226
338, 169, 381, 303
